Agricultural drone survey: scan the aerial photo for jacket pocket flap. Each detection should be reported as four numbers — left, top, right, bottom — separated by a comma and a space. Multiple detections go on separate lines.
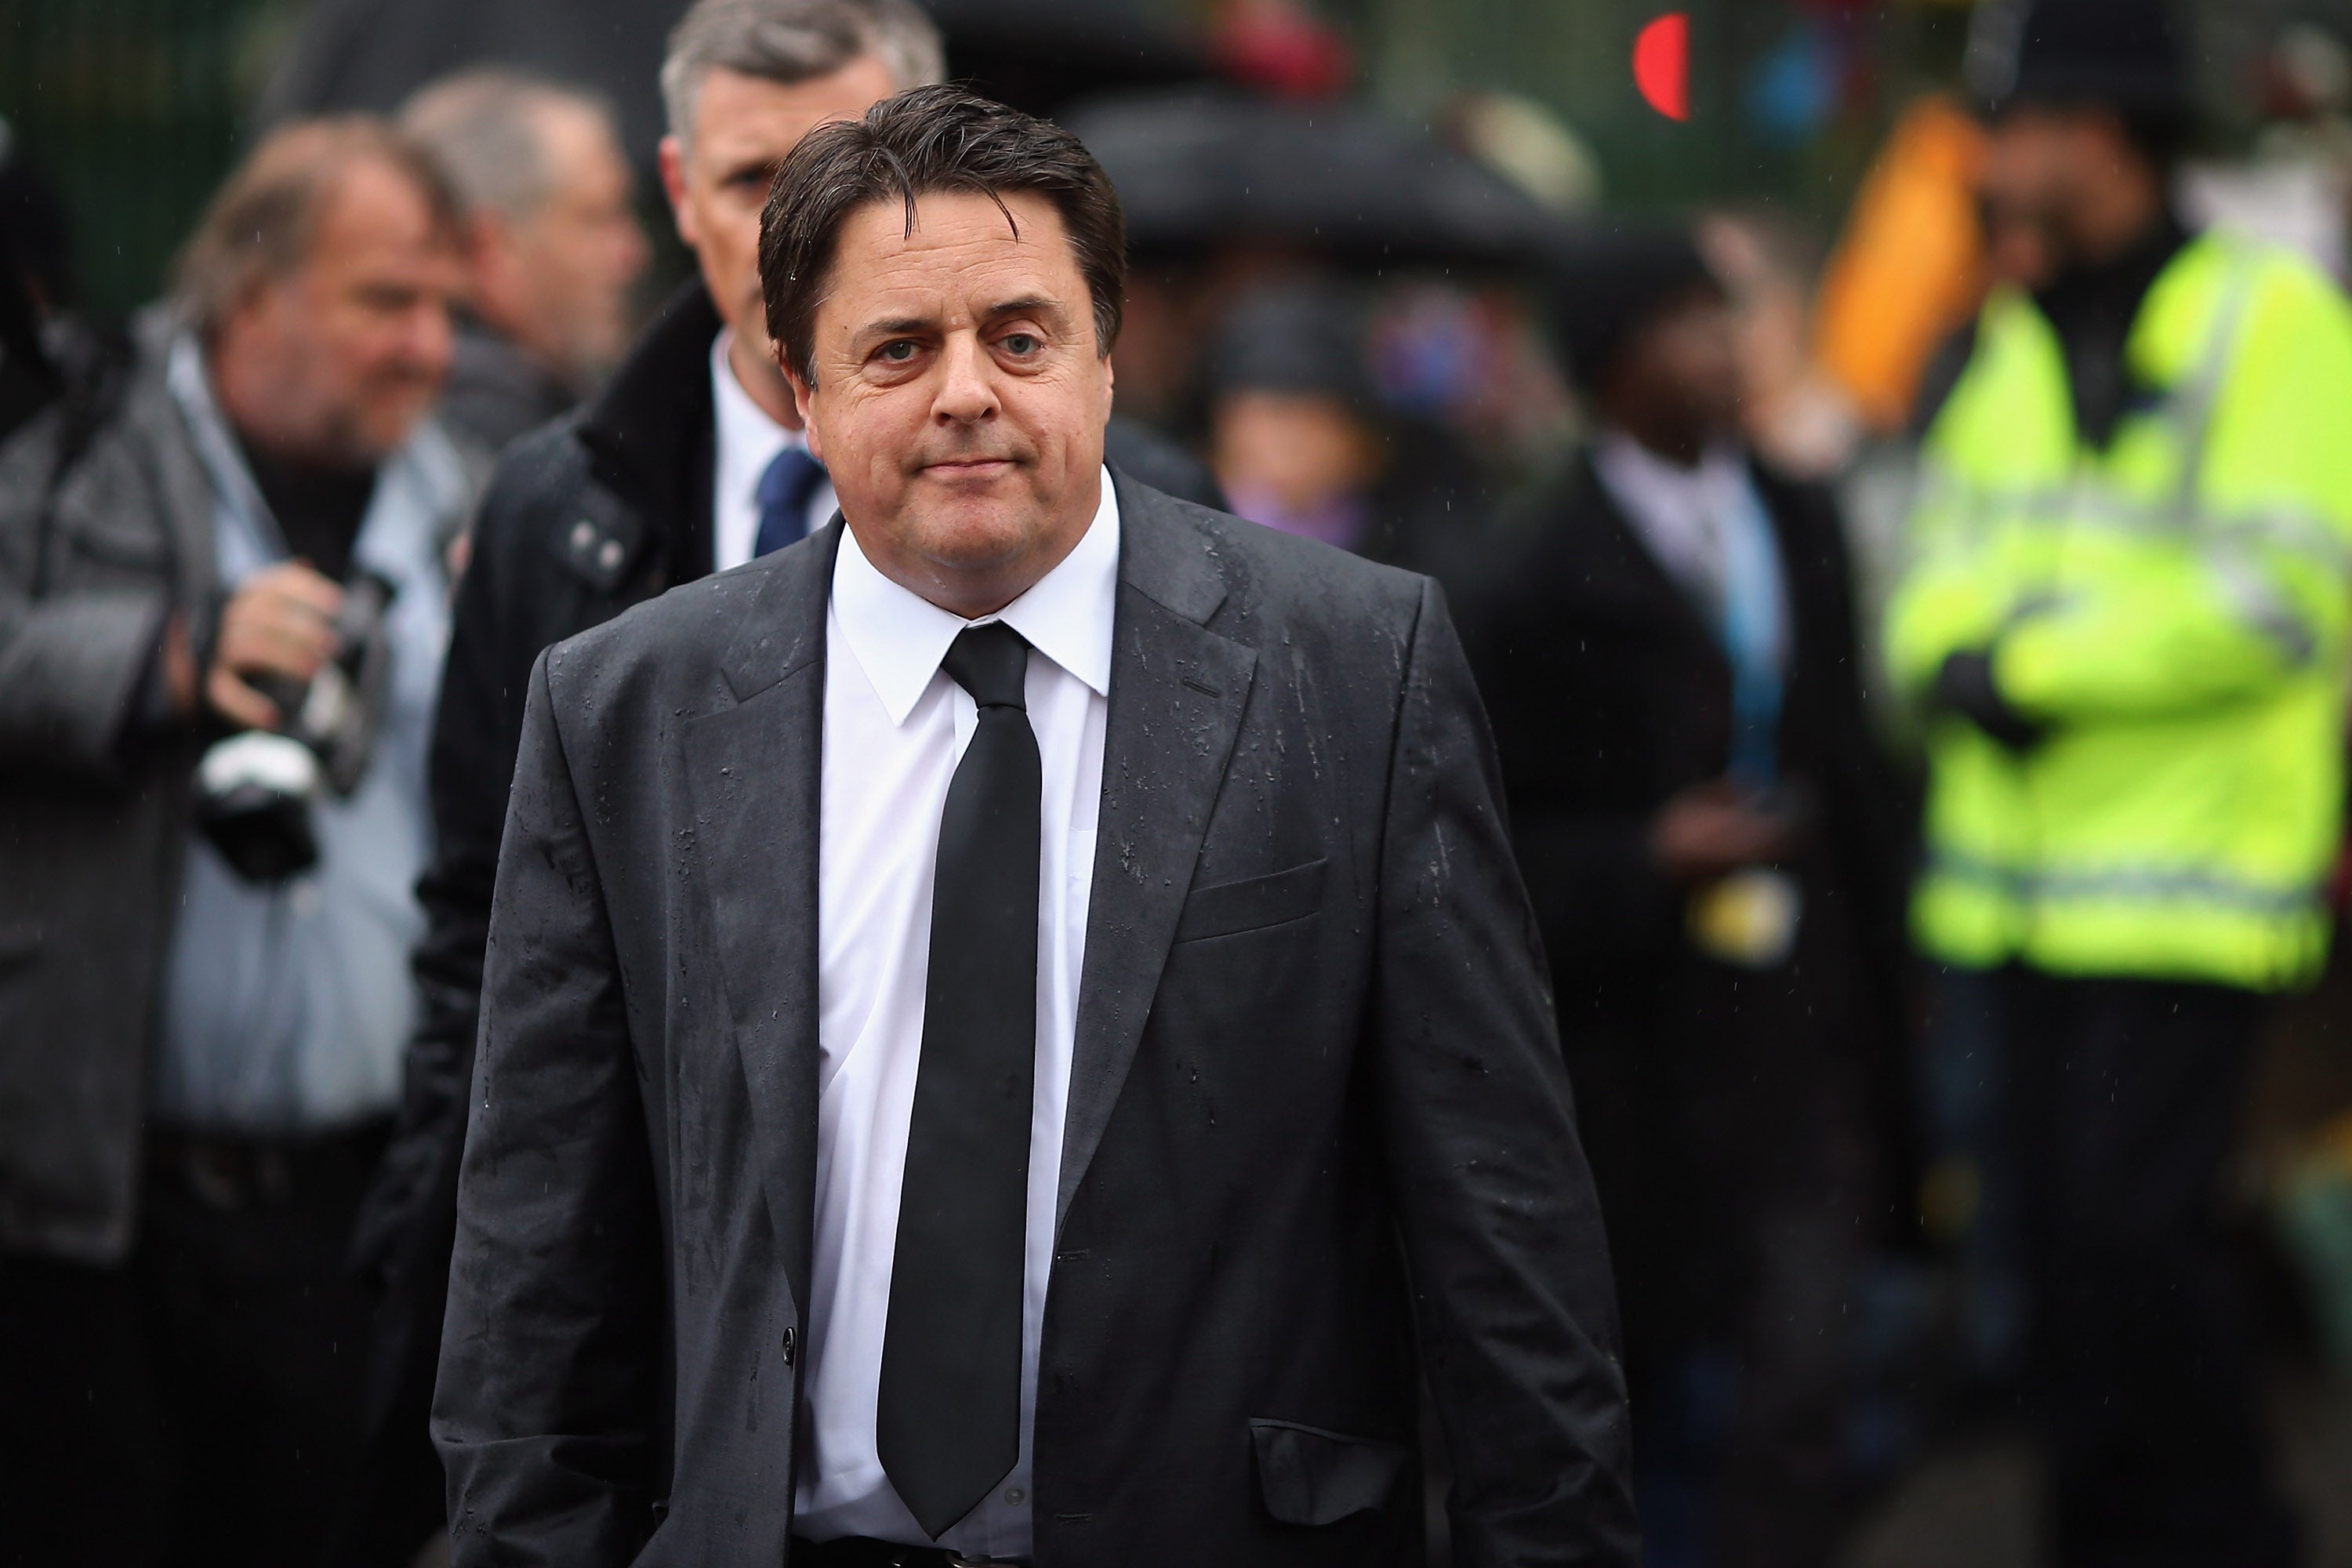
1175, 858, 1326, 942
1248, 1417, 1407, 1526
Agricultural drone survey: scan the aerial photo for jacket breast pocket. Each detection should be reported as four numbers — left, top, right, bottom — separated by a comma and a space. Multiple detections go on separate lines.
1174, 858, 1326, 944
1249, 1417, 1408, 1526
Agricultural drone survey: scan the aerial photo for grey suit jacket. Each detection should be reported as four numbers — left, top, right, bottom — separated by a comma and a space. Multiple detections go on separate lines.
434, 474, 1638, 1566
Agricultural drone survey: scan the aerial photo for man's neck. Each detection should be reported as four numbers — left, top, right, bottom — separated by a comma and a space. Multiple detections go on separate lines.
726, 329, 802, 430
464, 302, 575, 392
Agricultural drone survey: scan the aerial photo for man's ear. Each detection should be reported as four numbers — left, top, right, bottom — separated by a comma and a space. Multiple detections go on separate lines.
785, 361, 822, 459
658, 136, 695, 248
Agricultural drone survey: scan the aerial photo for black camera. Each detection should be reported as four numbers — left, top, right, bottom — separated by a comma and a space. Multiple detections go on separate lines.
193, 572, 397, 883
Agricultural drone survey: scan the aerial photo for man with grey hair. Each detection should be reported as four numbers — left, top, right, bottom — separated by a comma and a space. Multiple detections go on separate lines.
399, 70, 651, 452
0, 116, 475, 1567
339, 2, 945, 1559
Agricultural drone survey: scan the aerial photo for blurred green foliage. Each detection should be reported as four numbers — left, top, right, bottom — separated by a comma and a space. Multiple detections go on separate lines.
1, 0, 300, 314
2, 0, 2331, 318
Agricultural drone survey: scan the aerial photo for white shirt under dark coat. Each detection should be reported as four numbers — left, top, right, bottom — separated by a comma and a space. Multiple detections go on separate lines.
709, 330, 836, 572
791, 470, 1120, 1556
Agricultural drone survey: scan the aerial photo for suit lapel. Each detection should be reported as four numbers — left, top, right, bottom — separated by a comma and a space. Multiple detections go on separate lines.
681, 523, 839, 1316
1056, 479, 1258, 1231
1580, 454, 1721, 655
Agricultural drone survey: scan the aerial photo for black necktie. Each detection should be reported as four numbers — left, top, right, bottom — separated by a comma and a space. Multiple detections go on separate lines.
878, 622, 1040, 1539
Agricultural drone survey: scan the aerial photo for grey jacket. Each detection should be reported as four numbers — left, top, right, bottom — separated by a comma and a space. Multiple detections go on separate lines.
0, 315, 478, 1262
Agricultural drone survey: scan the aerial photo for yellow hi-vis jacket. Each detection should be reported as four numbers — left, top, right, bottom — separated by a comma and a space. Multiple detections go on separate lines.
1886, 230, 2352, 991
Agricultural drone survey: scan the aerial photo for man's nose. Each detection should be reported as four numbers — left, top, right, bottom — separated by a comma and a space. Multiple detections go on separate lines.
931, 333, 998, 424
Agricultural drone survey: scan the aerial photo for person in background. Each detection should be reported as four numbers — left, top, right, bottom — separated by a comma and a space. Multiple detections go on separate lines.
1887, 2, 2352, 1561
0, 118, 475, 1568
1206, 281, 1383, 546
1203, 278, 1481, 575
398, 69, 651, 453
1465, 223, 1912, 1568
336, 4, 944, 1559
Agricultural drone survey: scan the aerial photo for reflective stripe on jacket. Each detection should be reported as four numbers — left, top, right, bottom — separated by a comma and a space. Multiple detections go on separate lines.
1886, 231, 2352, 990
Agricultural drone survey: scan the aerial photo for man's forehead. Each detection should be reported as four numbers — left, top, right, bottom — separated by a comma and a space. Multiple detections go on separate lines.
837, 190, 1066, 267
691, 61, 893, 161
825, 193, 1077, 320
314, 162, 440, 249
537, 100, 620, 176
302, 163, 461, 285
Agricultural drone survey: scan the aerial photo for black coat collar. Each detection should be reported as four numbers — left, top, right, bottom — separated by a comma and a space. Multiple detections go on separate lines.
576, 280, 724, 575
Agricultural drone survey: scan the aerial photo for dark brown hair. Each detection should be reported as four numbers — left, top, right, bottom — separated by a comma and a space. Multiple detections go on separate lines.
173, 116, 463, 339
758, 85, 1126, 385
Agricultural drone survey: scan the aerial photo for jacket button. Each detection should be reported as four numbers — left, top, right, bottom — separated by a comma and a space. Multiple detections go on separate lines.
570, 520, 595, 550
781, 1326, 797, 1366
598, 539, 624, 572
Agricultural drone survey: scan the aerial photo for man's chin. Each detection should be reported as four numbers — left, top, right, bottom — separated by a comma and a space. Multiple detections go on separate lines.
351, 405, 429, 465
901, 497, 1046, 573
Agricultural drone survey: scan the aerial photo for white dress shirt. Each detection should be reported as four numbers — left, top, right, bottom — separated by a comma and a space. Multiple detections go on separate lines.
710, 329, 835, 572
792, 470, 1120, 1556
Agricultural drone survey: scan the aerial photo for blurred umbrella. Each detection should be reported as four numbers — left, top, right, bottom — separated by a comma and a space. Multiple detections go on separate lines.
1065, 88, 1573, 270
919, 0, 1205, 117
255, 0, 1206, 170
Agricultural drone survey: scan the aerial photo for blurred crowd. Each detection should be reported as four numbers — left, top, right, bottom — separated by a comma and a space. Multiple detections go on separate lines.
10, 0, 2352, 1565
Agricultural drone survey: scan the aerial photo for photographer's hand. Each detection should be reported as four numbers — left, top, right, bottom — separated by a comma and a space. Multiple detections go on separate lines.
205, 561, 346, 731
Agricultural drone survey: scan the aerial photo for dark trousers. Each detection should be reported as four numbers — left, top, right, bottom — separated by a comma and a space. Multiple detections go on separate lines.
0, 1121, 390, 1568
334, 1134, 464, 1568
2001, 968, 2299, 1568
1578, 920, 1883, 1568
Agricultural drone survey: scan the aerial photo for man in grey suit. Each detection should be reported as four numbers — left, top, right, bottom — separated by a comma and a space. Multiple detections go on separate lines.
434, 85, 1637, 1566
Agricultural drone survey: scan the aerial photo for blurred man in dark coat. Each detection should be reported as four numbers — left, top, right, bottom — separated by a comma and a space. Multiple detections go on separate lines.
1465, 224, 1913, 1568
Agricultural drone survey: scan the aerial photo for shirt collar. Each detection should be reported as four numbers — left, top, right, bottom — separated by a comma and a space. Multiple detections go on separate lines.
1593, 427, 1745, 502
831, 466, 1121, 725
710, 328, 803, 498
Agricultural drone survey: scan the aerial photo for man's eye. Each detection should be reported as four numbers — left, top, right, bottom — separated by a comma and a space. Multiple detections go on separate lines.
879, 341, 917, 362
1001, 333, 1040, 356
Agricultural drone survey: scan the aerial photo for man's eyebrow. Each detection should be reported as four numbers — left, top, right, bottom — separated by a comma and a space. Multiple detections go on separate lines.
853, 297, 1069, 339
714, 152, 780, 180
982, 295, 1066, 321
856, 314, 935, 339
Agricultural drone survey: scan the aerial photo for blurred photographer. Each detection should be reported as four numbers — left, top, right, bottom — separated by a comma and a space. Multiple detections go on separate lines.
0, 118, 476, 1568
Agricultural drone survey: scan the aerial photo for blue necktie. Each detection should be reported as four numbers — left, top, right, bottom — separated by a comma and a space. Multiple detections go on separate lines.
753, 446, 826, 557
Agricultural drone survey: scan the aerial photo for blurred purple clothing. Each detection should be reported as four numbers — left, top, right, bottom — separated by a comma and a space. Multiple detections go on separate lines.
1226, 483, 1370, 553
